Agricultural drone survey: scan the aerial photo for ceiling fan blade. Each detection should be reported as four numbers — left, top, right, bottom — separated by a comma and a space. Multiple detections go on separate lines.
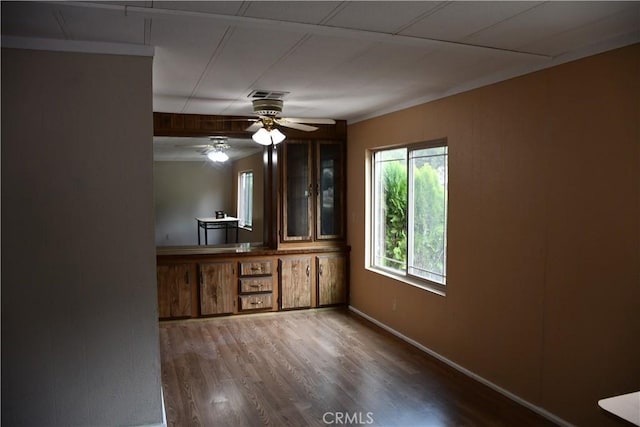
276, 119, 318, 132
281, 117, 336, 125
173, 144, 211, 148
245, 121, 264, 132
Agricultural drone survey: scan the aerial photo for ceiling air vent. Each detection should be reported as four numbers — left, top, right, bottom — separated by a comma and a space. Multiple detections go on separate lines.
247, 90, 289, 100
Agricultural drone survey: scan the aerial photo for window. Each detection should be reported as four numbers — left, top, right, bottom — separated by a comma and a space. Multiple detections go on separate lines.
238, 171, 253, 229
371, 140, 448, 290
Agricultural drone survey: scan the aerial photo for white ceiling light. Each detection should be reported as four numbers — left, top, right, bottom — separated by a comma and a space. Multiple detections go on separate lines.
207, 149, 229, 162
252, 127, 286, 146
206, 137, 230, 162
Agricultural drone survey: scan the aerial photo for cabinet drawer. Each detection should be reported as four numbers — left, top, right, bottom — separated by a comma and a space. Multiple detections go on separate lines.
239, 294, 273, 311
239, 260, 273, 276
240, 277, 273, 293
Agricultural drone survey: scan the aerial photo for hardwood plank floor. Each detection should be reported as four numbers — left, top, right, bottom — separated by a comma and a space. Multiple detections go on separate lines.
159, 308, 556, 426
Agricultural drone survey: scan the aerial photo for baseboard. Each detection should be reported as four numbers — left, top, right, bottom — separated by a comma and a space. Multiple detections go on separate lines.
348, 305, 572, 427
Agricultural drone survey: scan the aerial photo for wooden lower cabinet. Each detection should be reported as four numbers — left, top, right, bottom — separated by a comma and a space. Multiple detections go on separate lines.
279, 256, 312, 309
317, 254, 347, 306
157, 249, 348, 319
238, 258, 275, 312
199, 261, 235, 315
239, 293, 273, 311
157, 263, 194, 319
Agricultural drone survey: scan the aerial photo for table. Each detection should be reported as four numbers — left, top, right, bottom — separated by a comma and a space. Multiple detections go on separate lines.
598, 391, 640, 425
196, 217, 239, 245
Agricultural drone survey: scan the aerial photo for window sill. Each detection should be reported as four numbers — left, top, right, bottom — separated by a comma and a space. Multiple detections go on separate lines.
366, 265, 446, 297
239, 226, 253, 232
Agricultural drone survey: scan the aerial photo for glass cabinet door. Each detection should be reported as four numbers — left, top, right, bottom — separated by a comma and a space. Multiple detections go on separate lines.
282, 141, 312, 241
316, 141, 344, 240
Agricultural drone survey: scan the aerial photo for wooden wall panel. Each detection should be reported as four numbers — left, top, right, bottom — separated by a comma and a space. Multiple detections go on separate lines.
346, 44, 640, 426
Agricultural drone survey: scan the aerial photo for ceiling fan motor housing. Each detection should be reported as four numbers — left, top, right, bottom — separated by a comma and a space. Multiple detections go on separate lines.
252, 99, 283, 117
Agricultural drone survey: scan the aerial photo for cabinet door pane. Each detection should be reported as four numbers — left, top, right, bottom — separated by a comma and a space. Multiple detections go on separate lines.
317, 141, 344, 239
283, 142, 312, 240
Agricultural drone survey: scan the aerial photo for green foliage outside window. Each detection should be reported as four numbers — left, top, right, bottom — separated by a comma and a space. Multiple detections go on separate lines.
411, 161, 446, 277
382, 161, 407, 269
381, 158, 446, 277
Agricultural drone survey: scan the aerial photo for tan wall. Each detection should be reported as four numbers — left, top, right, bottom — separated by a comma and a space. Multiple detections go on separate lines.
346, 44, 639, 426
1, 48, 162, 425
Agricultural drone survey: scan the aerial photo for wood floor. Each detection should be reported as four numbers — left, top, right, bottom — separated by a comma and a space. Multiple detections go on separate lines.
159, 308, 556, 426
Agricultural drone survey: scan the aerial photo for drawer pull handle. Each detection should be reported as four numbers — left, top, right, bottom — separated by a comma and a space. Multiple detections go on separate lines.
250, 301, 263, 305
250, 284, 262, 288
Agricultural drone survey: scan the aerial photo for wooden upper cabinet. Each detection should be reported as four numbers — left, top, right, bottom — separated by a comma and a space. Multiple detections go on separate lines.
281, 141, 313, 242
199, 261, 235, 315
157, 264, 194, 319
317, 254, 347, 306
280, 140, 345, 244
316, 141, 345, 240
279, 257, 312, 309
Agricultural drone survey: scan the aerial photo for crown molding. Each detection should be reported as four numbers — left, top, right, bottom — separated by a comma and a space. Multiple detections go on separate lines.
1, 36, 154, 57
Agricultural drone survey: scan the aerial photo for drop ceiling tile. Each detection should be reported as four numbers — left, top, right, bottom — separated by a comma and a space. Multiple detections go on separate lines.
242, 1, 343, 24
149, 1, 244, 15
400, 1, 541, 42
1, 2, 66, 39
467, 1, 637, 55
150, 17, 231, 99
186, 27, 312, 115
58, 6, 146, 44
324, 1, 444, 33
237, 34, 374, 105
303, 42, 436, 105
520, 4, 640, 56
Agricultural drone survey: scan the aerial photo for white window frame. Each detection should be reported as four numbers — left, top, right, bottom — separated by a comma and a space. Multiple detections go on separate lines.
237, 170, 253, 230
368, 139, 448, 296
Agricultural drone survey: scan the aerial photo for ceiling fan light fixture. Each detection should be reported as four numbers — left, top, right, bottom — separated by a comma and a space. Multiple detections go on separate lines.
252, 128, 272, 145
252, 127, 286, 146
252, 99, 283, 116
270, 128, 286, 145
206, 148, 229, 162
207, 150, 229, 162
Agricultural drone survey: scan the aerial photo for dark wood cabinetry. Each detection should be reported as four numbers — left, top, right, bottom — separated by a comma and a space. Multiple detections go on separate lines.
157, 248, 347, 319
199, 262, 235, 315
238, 259, 275, 312
280, 140, 345, 244
157, 264, 195, 319
279, 256, 312, 309
317, 254, 347, 306
155, 113, 348, 320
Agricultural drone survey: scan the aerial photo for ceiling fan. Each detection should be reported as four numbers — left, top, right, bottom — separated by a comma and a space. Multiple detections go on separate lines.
205, 137, 230, 162
245, 99, 336, 145
174, 136, 230, 162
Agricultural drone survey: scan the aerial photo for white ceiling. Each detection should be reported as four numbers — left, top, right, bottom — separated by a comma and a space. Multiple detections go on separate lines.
2, 1, 639, 160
